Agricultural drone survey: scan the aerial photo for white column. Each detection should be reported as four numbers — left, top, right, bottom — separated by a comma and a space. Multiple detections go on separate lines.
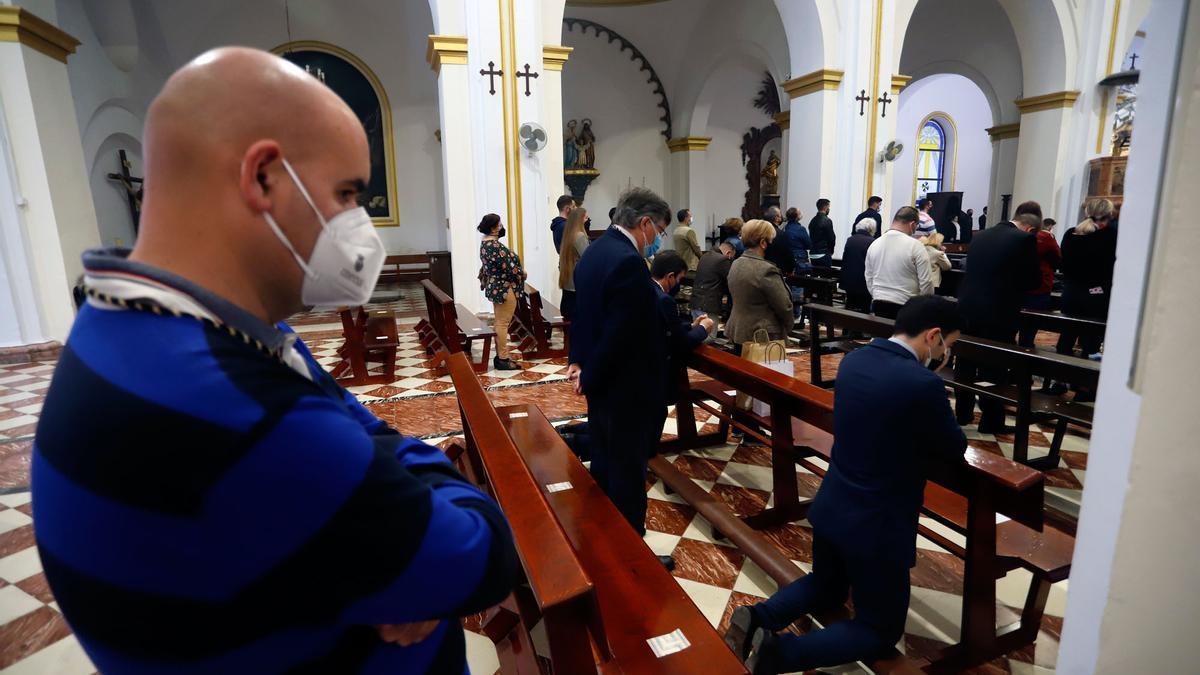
984, 123, 1019, 222
539, 45, 570, 302
782, 71, 841, 221
427, 35, 486, 314
0, 5, 97, 346
1011, 92, 1080, 215
665, 137, 711, 250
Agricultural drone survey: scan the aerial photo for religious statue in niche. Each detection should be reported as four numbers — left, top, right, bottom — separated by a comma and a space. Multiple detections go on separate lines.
279, 48, 394, 223
760, 150, 781, 196
564, 118, 600, 204
1112, 85, 1136, 156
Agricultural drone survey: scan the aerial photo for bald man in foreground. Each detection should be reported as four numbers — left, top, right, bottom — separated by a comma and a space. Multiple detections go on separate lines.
32, 48, 517, 673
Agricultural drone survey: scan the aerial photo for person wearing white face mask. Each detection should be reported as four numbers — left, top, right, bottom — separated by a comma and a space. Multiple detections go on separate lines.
34, 47, 518, 675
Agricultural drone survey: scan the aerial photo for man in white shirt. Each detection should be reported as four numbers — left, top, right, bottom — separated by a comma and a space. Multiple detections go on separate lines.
864, 206, 934, 318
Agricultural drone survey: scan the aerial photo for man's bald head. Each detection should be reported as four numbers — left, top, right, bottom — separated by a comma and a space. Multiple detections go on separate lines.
134, 47, 372, 322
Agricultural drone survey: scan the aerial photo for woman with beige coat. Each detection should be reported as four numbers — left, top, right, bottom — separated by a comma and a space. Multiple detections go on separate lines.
724, 219, 794, 345
920, 231, 953, 289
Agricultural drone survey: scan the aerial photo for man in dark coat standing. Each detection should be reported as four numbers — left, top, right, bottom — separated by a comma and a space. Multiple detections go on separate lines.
567, 187, 675, 567
808, 199, 836, 268
955, 210, 1042, 432
853, 196, 884, 240
840, 219, 876, 313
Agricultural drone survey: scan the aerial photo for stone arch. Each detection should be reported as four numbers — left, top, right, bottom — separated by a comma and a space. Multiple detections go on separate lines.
82, 0, 139, 72
906, 61, 1004, 126
686, 48, 781, 138
81, 101, 144, 176
996, 0, 1076, 95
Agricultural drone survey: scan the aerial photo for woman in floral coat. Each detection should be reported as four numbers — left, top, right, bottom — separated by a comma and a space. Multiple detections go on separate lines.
478, 213, 525, 370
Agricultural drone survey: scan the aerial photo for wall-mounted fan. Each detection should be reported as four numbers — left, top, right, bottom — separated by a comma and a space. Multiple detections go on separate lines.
880, 140, 905, 162
519, 122, 548, 154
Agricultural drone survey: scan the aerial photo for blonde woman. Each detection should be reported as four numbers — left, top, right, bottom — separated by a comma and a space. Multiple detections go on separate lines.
557, 206, 590, 321
723, 217, 746, 256
1056, 198, 1116, 358
920, 231, 953, 289
724, 219, 793, 349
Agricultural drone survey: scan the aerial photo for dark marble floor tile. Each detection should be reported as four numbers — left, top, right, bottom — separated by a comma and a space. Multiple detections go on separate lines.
970, 439, 1005, 456
910, 548, 965, 595
1060, 450, 1088, 470
795, 473, 822, 499
645, 499, 697, 536
900, 632, 954, 666
671, 454, 727, 482
728, 443, 772, 467
417, 381, 455, 393
758, 522, 813, 563
0, 524, 34, 558
0, 440, 33, 489
1043, 467, 1084, 490
717, 590, 762, 635
670, 538, 745, 589
15, 572, 55, 604
0, 606, 73, 669
14, 502, 32, 516
0, 422, 39, 438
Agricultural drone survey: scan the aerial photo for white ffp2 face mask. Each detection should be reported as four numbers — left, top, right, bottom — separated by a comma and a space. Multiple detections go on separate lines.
262, 158, 385, 307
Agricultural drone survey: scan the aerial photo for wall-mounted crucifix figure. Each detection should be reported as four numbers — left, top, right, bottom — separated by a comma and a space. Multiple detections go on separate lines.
856, 89, 870, 116
877, 91, 893, 117
106, 149, 144, 235
1127, 53, 1139, 69
480, 61, 503, 96
516, 63, 539, 96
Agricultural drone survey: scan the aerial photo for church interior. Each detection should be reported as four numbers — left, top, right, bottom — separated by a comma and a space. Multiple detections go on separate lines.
0, 0, 1197, 673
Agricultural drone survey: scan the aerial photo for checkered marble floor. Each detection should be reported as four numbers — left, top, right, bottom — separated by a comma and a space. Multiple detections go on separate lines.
0, 301, 1089, 673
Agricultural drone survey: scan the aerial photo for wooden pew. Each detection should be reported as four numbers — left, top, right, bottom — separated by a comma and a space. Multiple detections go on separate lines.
667, 346, 1073, 672
508, 284, 569, 359
328, 307, 399, 386
379, 253, 432, 284
805, 304, 1099, 468
445, 352, 746, 673
1019, 309, 1106, 349
444, 352, 608, 673
414, 279, 497, 372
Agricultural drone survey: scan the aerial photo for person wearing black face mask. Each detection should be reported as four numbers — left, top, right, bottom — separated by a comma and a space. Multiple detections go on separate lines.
478, 213, 525, 370
730, 296, 966, 674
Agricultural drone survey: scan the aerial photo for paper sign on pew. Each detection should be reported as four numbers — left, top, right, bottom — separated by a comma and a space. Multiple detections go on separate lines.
647, 629, 691, 657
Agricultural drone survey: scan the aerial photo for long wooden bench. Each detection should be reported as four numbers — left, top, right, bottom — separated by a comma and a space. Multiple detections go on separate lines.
508, 283, 569, 359
806, 304, 1098, 468
445, 352, 745, 673
668, 346, 1073, 671
1019, 309, 1106, 348
414, 279, 497, 372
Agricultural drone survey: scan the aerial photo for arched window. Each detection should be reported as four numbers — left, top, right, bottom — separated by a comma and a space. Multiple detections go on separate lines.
915, 119, 946, 201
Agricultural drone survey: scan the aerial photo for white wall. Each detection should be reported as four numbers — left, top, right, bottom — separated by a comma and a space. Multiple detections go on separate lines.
56, 0, 446, 255
561, 25, 670, 215
890, 73, 993, 214
700, 59, 777, 229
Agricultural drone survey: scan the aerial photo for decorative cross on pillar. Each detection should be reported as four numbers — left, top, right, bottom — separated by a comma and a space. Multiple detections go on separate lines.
855, 89, 870, 116
480, 61, 503, 96
1127, 53, 1139, 69
877, 91, 894, 117
516, 63, 539, 97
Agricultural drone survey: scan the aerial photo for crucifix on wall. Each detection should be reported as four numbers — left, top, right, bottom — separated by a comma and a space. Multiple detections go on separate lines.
856, 89, 870, 116
516, 63, 539, 96
106, 149, 143, 234
877, 91, 893, 117
1127, 53, 1139, 69
480, 61, 503, 96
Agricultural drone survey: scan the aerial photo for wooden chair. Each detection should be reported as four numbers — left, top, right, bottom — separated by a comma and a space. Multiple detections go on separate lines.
329, 307, 399, 386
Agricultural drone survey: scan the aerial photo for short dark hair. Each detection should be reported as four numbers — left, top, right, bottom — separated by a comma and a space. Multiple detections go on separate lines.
868, 196, 882, 207
477, 213, 501, 235
677, 208, 690, 223
894, 296, 964, 338
1014, 201, 1042, 219
1043, 218, 1057, 227
608, 207, 617, 220
614, 187, 671, 230
650, 251, 687, 279
816, 198, 831, 211
893, 206, 920, 224
785, 207, 799, 221
918, 198, 933, 210
557, 195, 576, 212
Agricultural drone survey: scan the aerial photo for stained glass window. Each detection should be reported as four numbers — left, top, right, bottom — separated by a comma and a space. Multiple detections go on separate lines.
915, 119, 946, 201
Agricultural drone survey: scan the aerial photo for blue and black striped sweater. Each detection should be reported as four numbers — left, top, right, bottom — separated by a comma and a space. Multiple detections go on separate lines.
32, 250, 518, 673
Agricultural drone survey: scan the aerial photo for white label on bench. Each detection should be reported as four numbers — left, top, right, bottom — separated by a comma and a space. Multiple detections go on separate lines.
996, 514, 1010, 524
546, 481, 572, 493
554, 315, 563, 319
647, 629, 691, 658
472, 328, 484, 332
974, 381, 996, 387
508, 412, 528, 419
724, 390, 736, 397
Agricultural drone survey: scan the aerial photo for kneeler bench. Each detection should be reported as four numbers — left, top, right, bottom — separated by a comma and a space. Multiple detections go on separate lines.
415, 280, 497, 372
444, 351, 744, 673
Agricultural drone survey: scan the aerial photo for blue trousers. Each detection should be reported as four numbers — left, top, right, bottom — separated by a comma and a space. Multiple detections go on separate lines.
789, 284, 805, 320
751, 534, 910, 670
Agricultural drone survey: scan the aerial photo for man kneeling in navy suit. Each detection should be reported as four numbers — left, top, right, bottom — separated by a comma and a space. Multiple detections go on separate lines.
726, 295, 968, 673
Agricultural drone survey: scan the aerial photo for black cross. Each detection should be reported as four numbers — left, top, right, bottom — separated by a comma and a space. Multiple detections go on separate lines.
480, 61, 503, 96
105, 149, 144, 233
1127, 53, 1139, 69
877, 91, 894, 117
855, 89, 870, 116
516, 63, 539, 97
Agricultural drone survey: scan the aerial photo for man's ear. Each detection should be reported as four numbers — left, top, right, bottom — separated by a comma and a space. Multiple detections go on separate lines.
239, 140, 282, 213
